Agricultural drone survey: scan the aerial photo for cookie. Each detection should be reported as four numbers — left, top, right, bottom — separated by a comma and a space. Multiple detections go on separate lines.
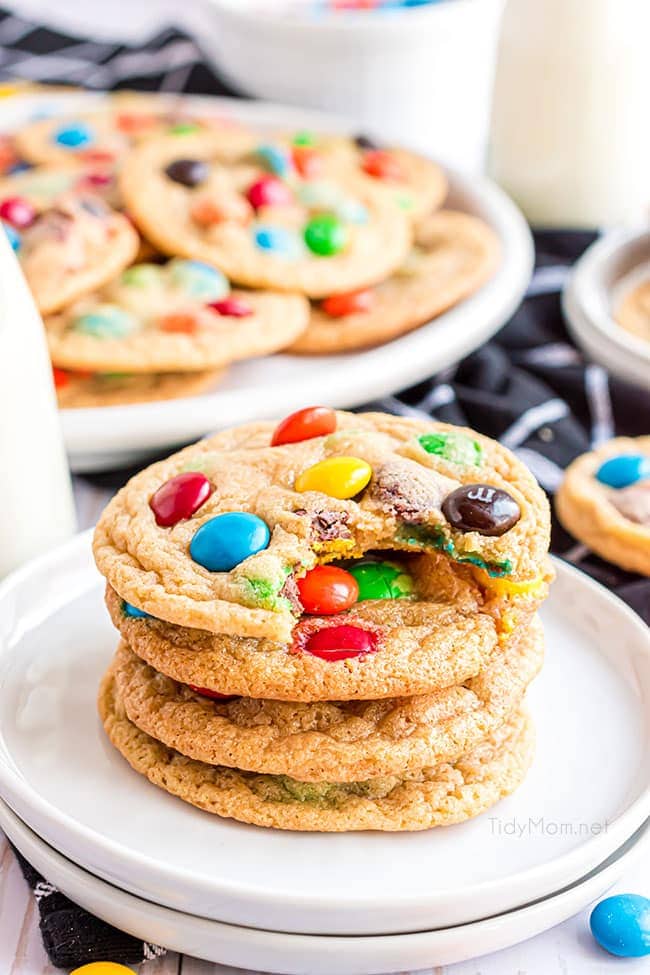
110, 615, 542, 780
556, 436, 650, 576
0, 161, 122, 212
54, 367, 224, 409
291, 210, 500, 354
46, 259, 309, 373
3, 191, 138, 314
13, 93, 255, 168
119, 131, 412, 297
93, 411, 552, 647
615, 278, 650, 344
99, 668, 535, 831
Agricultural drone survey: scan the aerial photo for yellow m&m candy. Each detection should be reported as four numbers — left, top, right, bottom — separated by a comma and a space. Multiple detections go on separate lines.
71, 963, 135, 975
295, 456, 372, 500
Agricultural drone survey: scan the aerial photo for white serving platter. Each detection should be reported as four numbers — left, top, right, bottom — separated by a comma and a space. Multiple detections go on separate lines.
1, 798, 648, 974
0, 532, 647, 936
563, 227, 650, 390
0, 91, 534, 472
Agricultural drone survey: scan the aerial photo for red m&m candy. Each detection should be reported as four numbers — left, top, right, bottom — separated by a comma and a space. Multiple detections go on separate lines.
304, 624, 378, 661
297, 565, 358, 615
0, 196, 36, 228
361, 150, 404, 182
188, 685, 239, 701
208, 297, 253, 318
159, 313, 200, 334
321, 289, 375, 318
52, 366, 70, 389
246, 176, 293, 210
149, 472, 214, 527
271, 406, 336, 446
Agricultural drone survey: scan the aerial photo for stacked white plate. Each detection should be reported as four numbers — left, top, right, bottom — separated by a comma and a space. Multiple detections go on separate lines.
0, 533, 648, 972
563, 227, 650, 389
1, 92, 534, 471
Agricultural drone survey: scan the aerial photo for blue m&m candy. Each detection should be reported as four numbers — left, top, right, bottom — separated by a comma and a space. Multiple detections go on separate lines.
169, 259, 229, 300
73, 305, 136, 338
53, 122, 93, 148
254, 225, 301, 257
190, 512, 270, 572
3, 221, 20, 251
595, 454, 650, 489
590, 894, 650, 957
122, 601, 151, 619
256, 143, 292, 177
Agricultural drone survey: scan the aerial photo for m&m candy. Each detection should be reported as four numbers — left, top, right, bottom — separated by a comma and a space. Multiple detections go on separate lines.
73, 305, 136, 338
442, 484, 521, 537
121, 263, 163, 288
335, 197, 368, 224
169, 259, 229, 300
361, 149, 403, 181
292, 146, 322, 178
164, 158, 209, 187
293, 131, 316, 147
189, 512, 270, 571
295, 456, 372, 499
208, 297, 253, 318
304, 624, 377, 661
348, 560, 413, 600
52, 366, 70, 389
256, 143, 292, 177
122, 601, 151, 619
159, 312, 200, 334
254, 225, 300, 256
297, 565, 359, 614
169, 122, 201, 135
191, 194, 252, 226
3, 222, 20, 251
53, 122, 93, 148
149, 472, 214, 527
246, 175, 293, 210
0, 196, 35, 228
304, 214, 347, 256
595, 454, 650, 489
590, 894, 650, 957
271, 406, 337, 446
418, 431, 483, 467
321, 289, 374, 317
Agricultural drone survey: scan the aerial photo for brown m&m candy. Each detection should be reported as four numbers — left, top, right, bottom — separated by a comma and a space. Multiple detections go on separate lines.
442, 484, 521, 537
165, 158, 209, 187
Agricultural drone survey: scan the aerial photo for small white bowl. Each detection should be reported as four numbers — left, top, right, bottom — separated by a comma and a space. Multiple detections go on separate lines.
562, 228, 650, 390
204, 0, 505, 172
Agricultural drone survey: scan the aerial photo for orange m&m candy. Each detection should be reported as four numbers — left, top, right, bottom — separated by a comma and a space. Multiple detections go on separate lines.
297, 565, 359, 615
321, 289, 374, 318
159, 312, 200, 334
271, 406, 336, 446
361, 149, 403, 182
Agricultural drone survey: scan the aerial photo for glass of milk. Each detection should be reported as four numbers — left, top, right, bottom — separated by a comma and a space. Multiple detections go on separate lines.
0, 231, 76, 577
489, 0, 650, 228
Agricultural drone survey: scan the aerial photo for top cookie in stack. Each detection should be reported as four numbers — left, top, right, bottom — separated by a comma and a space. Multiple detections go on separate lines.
94, 408, 553, 831
1, 93, 500, 407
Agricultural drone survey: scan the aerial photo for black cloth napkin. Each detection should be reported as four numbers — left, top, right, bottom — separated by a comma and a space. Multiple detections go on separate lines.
1, 7, 648, 970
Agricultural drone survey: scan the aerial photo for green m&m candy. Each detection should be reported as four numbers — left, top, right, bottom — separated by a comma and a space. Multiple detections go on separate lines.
348, 560, 414, 601
418, 431, 483, 467
304, 213, 348, 256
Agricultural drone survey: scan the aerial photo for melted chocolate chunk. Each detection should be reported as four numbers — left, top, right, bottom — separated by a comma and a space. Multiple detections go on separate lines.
279, 574, 303, 615
372, 459, 457, 524
295, 507, 352, 542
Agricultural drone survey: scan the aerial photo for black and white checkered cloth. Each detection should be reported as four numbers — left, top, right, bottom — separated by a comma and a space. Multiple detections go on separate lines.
1, 6, 649, 970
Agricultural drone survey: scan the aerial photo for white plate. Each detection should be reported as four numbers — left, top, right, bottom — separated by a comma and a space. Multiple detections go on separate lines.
563, 227, 650, 389
1, 797, 648, 974
0, 91, 533, 472
0, 533, 648, 936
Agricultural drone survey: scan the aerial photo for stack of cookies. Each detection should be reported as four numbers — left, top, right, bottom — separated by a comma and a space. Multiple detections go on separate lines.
1, 92, 500, 408
93, 408, 553, 831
